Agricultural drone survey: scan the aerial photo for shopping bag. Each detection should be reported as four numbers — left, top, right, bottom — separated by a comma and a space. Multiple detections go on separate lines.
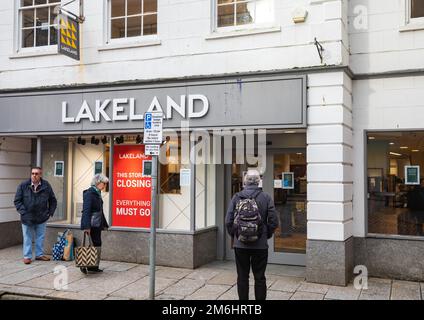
63, 231, 74, 261
74, 233, 99, 268
52, 229, 69, 261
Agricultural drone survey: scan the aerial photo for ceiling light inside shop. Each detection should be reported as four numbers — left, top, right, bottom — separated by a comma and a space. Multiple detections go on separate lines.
400, 146, 409, 149
390, 152, 402, 156
296, 153, 303, 155
412, 149, 420, 152
77, 136, 86, 145
91, 136, 100, 145
115, 135, 124, 144
389, 142, 395, 145
368, 136, 375, 140
284, 131, 296, 134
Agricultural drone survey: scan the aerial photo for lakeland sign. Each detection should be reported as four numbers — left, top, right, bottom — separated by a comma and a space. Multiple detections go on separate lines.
61, 95, 209, 123
58, 14, 80, 61
0, 75, 306, 134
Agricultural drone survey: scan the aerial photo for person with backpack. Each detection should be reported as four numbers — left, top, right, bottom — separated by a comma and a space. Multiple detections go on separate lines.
225, 168, 279, 300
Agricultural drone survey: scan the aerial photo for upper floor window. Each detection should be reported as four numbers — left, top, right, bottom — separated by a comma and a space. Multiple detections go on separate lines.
411, 0, 424, 19
216, 0, 272, 29
20, 0, 60, 48
110, 0, 157, 40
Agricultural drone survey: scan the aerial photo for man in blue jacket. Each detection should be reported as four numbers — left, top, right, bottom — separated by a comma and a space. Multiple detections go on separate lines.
226, 169, 279, 300
14, 167, 57, 264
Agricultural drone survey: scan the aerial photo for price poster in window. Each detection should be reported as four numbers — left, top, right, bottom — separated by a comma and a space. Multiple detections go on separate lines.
112, 144, 152, 228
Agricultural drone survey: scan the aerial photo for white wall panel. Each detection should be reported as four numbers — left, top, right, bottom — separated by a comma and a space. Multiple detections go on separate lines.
0, 138, 31, 223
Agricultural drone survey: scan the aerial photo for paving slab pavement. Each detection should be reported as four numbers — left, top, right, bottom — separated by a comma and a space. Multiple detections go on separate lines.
325, 283, 361, 300
0, 245, 422, 300
390, 280, 421, 300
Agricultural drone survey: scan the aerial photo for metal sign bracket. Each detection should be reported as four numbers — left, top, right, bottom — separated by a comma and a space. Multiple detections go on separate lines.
59, 0, 85, 23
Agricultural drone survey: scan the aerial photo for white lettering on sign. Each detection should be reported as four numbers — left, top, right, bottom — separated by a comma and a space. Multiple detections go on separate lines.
119, 153, 144, 160
75, 100, 94, 122
115, 207, 151, 216
189, 94, 209, 118
113, 98, 129, 121
129, 98, 143, 120
61, 95, 209, 123
62, 102, 74, 123
116, 199, 151, 206
166, 95, 185, 119
116, 179, 152, 188
95, 99, 112, 122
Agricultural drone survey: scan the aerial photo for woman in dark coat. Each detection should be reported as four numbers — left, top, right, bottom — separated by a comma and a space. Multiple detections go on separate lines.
80, 173, 109, 274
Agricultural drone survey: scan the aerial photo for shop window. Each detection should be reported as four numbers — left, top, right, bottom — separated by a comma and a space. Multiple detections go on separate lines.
72, 137, 110, 225
41, 137, 68, 223
272, 152, 307, 254
110, 0, 157, 40
367, 131, 424, 237
160, 138, 181, 194
216, 0, 273, 29
19, 0, 60, 48
411, 0, 424, 18
194, 163, 217, 230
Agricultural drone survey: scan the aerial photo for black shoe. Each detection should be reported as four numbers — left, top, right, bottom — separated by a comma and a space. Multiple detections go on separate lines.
87, 267, 103, 273
80, 267, 88, 274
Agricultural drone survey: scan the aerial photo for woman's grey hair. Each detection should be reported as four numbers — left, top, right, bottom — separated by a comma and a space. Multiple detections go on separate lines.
91, 173, 109, 187
243, 169, 261, 186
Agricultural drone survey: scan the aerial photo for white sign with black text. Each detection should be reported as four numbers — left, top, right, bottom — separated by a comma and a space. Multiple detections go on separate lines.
145, 145, 160, 156
143, 112, 163, 145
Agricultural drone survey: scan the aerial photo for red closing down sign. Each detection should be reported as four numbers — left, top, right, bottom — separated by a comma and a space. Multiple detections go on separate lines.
112, 144, 152, 228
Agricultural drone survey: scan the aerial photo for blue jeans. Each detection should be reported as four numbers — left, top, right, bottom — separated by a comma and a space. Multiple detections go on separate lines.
22, 223, 47, 259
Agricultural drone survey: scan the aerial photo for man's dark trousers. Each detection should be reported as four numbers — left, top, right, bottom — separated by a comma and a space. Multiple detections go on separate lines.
234, 248, 268, 300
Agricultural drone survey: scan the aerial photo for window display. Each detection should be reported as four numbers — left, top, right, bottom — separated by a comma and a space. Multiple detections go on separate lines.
367, 131, 424, 237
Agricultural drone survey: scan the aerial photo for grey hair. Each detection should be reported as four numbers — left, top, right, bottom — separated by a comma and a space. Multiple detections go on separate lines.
91, 173, 109, 187
243, 169, 261, 186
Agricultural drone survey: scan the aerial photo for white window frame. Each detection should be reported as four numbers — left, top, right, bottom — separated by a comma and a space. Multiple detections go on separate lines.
400, 0, 424, 32
209, 0, 278, 39
105, 0, 158, 45
16, 0, 60, 53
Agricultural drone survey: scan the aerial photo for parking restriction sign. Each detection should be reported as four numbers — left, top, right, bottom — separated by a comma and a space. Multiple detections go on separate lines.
143, 112, 163, 145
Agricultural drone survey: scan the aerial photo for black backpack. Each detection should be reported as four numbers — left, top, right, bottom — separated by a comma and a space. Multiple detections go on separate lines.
233, 190, 263, 243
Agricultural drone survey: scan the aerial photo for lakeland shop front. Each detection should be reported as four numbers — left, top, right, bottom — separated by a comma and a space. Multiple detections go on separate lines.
4, 70, 424, 286
0, 73, 309, 271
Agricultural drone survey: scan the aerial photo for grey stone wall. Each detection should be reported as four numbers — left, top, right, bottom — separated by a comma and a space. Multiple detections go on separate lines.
193, 228, 218, 268
45, 226, 217, 269
0, 221, 22, 250
354, 237, 424, 282
306, 237, 354, 286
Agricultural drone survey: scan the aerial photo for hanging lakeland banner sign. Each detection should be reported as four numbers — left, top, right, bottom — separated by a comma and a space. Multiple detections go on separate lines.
58, 14, 80, 61
112, 144, 152, 228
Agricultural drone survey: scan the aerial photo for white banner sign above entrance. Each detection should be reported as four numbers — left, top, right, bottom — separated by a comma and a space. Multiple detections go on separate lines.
143, 112, 163, 145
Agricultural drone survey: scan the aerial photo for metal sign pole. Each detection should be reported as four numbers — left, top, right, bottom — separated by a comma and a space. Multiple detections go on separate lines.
144, 111, 162, 300
149, 154, 158, 300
